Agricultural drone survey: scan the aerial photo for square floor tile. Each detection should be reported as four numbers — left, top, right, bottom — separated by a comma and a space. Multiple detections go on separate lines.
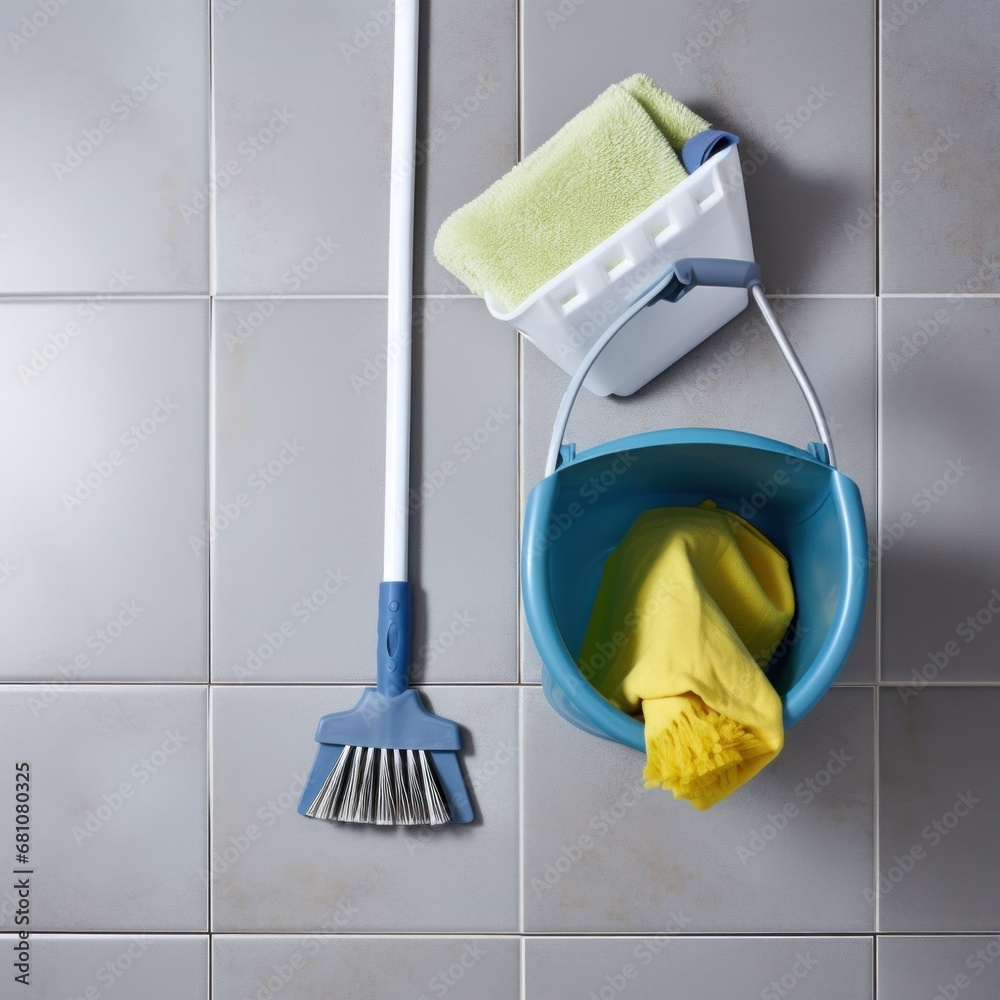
210, 685, 519, 932
522, 0, 875, 293
213, 0, 516, 295
409, 299, 518, 682
526, 936, 872, 1000
520, 297, 877, 683
212, 298, 516, 683
522, 687, 874, 933
0, 686, 207, 931
881, 1, 1000, 292
213, 935, 519, 1000
878, 689, 1000, 932
0, 934, 207, 998
0, 0, 208, 293
881, 298, 1000, 684
0, 301, 208, 682
878, 936, 1000, 1000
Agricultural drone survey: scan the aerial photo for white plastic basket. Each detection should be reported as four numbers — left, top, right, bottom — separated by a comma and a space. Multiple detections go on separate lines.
485, 143, 754, 397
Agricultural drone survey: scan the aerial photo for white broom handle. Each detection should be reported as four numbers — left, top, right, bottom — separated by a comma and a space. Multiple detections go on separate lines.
383, 0, 419, 582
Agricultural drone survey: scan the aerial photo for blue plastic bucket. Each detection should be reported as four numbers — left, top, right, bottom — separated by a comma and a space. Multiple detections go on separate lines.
520, 260, 869, 749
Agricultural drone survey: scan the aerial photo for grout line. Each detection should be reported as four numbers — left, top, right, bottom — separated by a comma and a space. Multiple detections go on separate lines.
206, 293, 477, 300
874, 680, 1000, 687
514, 0, 524, 688
516, 0, 523, 163
211, 293, 391, 300
873, 933, 879, 1000
369, 930, 984, 938
1, 681, 212, 688
206, 686, 214, 977
207, 0, 217, 978
22, 678, 1000, 688
30, 678, 1000, 688
518, 689, 525, 939
22, 930, 1000, 938
873, 287, 883, 936
207, 298, 216, 692
0, 293, 475, 302
208, 0, 217, 299
0, 294, 211, 301
874, 0, 881, 298
516, 320, 524, 685
9, 291, 1000, 303
873, 686, 881, 937
520, 934, 527, 1000
28, 931, 528, 938
879, 292, 1000, 298
0, 679, 545, 687
515, 0, 525, 949
207, 301, 216, 964
9, 678, 944, 691
875, 294, 883, 690
8, 679, 937, 687
874, 0, 881, 949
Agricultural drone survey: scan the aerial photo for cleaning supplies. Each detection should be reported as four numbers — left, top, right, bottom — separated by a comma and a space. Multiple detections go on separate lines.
577, 501, 794, 811
434, 74, 713, 311
297, 0, 472, 827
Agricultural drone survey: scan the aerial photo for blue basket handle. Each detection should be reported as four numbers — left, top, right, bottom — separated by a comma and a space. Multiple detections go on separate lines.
543, 258, 837, 476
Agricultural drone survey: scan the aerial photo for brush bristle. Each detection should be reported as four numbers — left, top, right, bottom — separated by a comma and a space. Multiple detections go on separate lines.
305, 746, 451, 826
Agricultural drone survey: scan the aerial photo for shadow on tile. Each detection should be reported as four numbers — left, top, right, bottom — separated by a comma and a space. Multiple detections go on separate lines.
522, 687, 874, 933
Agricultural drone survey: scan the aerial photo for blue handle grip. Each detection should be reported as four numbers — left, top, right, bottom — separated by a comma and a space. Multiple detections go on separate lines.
674, 257, 762, 290
376, 581, 412, 697
648, 257, 762, 307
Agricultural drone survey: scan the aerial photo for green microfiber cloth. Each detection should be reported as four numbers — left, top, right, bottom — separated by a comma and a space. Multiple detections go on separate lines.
433, 74, 710, 312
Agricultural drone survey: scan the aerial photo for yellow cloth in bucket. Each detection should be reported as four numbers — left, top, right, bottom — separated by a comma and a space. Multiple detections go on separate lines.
578, 501, 794, 810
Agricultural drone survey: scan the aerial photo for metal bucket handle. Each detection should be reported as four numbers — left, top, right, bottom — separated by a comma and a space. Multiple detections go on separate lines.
544, 258, 836, 476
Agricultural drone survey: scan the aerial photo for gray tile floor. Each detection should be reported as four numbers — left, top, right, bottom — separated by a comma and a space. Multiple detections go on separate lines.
0, 0, 997, 996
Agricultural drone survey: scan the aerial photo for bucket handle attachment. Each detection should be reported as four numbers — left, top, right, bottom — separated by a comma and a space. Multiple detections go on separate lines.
544, 258, 837, 476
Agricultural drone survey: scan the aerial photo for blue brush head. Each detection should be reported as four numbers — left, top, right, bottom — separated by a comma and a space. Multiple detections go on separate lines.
299, 582, 474, 824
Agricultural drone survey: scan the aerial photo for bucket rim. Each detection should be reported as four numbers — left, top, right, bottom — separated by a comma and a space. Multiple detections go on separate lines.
539, 426, 831, 481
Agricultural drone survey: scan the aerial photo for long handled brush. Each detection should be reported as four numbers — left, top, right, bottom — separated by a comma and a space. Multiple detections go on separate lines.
298, 0, 473, 826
